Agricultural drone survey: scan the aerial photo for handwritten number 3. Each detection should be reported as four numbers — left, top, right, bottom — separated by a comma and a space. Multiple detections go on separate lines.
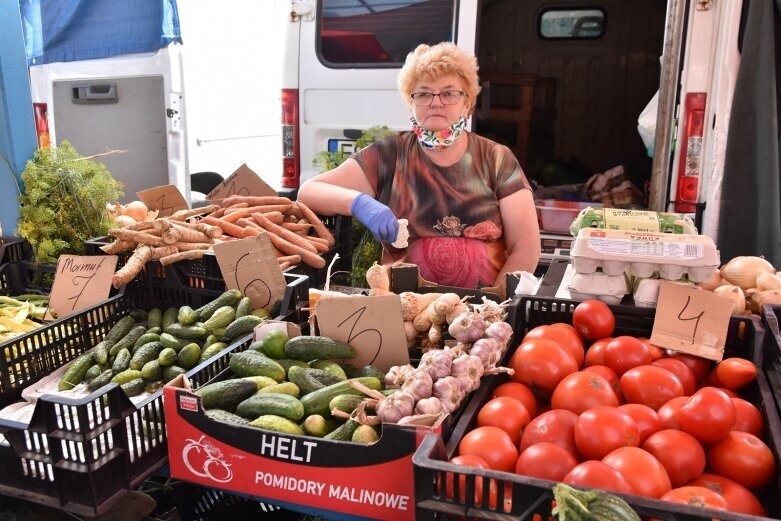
338, 307, 382, 365
677, 295, 705, 345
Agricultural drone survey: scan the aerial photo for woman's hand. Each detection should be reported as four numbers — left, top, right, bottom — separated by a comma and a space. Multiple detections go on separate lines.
351, 193, 399, 243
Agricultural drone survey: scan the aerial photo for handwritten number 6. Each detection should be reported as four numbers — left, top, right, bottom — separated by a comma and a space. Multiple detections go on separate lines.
338, 307, 382, 365
677, 295, 705, 345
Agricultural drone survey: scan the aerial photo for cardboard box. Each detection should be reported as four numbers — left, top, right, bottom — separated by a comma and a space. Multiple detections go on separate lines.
389, 263, 520, 301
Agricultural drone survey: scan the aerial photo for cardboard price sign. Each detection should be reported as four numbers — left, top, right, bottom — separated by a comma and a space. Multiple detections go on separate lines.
48, 255, 118, 318
315, 295, 409, 370
650, 281, 734, 361
137, 184, 189, 218
207, 163, 277, 202
213, 233, 286, 311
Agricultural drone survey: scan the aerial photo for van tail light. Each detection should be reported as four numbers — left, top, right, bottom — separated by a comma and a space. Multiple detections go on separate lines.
33, 103, 50, 148
674, 93, 706, 213
281, 89, 300, 189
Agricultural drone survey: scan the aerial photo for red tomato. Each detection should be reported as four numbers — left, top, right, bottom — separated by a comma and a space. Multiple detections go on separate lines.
715, 357, 757, 390
602, 447, 672, 499
584, 338, 612, 367
515, 442, 578, 482
525, 325, 585, 368
618, 403, 662, 444
651, 357, 696, 395
638, 337, 665, 360
708, 431, 776, 490
678, 387, 736, 444
714, 386, 739, 398
551, 322, 582, 338
660, 486, 728, 510
582, 365, 623, 403
574, 406, 640, 461
620, 365, 685, 410
520, 409, 579, 460
551, 371, 619, 414
688, 473, 767, 516
477, 397, 531, 446
572, 300, 615, 340
731, 397, 765, 437
563, 460, 636, 495
642, 429, 706, 487
459, 426, 519, 472
509, 338, 578, 396
492, 381, 538, 419
604, 336, 652, 375
443, 454, 490, 504
666, 351, 712, 382
657, 396, 688, 430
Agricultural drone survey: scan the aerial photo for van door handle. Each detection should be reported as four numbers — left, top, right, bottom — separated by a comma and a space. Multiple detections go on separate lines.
343, 129, 362, 139
71, 83, 118, 104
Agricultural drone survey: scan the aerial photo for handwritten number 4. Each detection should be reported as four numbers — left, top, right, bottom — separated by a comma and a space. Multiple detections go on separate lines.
677, 295, 705, 345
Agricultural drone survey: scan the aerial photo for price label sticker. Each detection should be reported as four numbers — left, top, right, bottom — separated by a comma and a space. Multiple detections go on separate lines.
48, 255, 119, 319
207, 164, 277, 202
650, 281, 734, 361
137, 184, 189, 218
213, 233, 286, 311
316, 294, 409, 371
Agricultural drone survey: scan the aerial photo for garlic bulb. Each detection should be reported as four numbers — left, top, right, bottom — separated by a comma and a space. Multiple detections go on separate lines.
401, 369, 433, 401
415, 396, 445, 415
448, 311, 488, 343
485, 321, 513, 351
433, 376, 465, 413
384, 364, 415, 388
451, 354, 485, 393
419, 349, 452, 381
468, 337, 501, 369
376, 391, 415, 423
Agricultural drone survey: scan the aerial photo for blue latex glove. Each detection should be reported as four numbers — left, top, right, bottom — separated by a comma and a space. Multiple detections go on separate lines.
351, 193, 399, 243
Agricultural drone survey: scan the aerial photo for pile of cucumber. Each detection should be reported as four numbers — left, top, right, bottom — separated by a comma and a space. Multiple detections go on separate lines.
57, 289, 268, 397
195, 331, 389, 444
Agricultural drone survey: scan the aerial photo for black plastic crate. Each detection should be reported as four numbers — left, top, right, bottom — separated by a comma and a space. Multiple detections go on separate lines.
414, 299, 781, 520
0, 237, 27, 265
286, 214, 352, 289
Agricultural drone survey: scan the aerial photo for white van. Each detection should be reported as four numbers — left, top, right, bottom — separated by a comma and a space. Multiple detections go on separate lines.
280, 0, 744, 245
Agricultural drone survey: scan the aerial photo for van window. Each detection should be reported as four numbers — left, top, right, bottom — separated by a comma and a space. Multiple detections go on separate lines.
318, 0, 456, 66
539, 8, 606, 39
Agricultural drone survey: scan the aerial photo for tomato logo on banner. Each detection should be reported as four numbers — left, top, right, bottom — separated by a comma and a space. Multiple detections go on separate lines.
182, 435, 234, 483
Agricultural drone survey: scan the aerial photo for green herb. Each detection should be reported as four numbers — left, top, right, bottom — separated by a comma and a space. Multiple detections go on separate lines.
17, 141, 123, 265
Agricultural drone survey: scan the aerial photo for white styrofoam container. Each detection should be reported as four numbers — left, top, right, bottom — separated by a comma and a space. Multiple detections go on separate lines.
567, 271, 631, 305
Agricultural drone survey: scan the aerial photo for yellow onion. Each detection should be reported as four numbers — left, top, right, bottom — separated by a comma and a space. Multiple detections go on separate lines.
756, 272, 781, 291
713, 284, 746, 315
699, 269, 725, 291
120, 200, 149, 222
720, 256, 775, 291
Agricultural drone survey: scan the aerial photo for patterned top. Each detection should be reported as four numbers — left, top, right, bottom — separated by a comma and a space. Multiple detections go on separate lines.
353, 131, 530, 288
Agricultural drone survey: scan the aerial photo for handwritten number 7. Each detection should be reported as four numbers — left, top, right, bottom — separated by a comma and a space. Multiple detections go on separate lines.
677, 295, 705, 345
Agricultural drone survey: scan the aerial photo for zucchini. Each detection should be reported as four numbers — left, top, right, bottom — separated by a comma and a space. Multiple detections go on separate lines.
195, 379, 258, 411
249, 415, 305, 435
284, 336, 356, 362
203, 306, 236, 330
236, 393, 305, 421
196, 289, 242, 321
58, 352, 95, 391
300, 377, 382, 417
224, 315, 264, 339
177, 306, 199, 325
229, 351, 286, 382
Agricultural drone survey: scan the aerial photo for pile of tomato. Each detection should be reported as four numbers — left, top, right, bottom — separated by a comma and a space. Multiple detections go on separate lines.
450, 300, 775, 516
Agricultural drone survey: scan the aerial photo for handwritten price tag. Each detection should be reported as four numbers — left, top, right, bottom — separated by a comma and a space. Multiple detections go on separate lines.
48, 255, 118, 318
137, 184, 189, 218
207, 164, 277, 202
212, 233, 286, 311
316, 294, 409, 370
650, 281, 734, 361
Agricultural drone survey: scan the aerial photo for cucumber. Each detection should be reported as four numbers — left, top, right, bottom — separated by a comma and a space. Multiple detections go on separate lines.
133, 332, 161, 352
112, 348, 132, 373
352, 425, 380, 444
130, 309, 148, 322
83, 364, 103, 383
144, 380, 165, 394
288, 366, 342, 395
147, 326, 162, 335
324, 419, 360, 441
147, 308, 163, 329
242, 375, 279, 390
329, 394, 365, 415
196, 289, 242, 321
166, 323, 208, 340
158, 347, 178, 366
203, 334, 221, 349
284, 336, 356, 361
121, 378, 145, 397
58, 352, 95, 391
300, 377, 382, 417
278, 358, 309, 377
224, 315, 264, 339
177, 343, 202, 369
361, 364, 385, 383
195, 379, 258, 411
163, 365, 186, 382
112, 369, 144, 384
93, 340, 110, 366
249, 415, 304, 435
256, 330, 289, 359
309, 360, 348, 380
235, 297, 252, 318
257, 382, 300, 397
203, 306, 236, 330
159, 333, 190, 352
104, 316, 135, 346
141, 359, 163, 381
206, 409, 250, 426
199, 342, 228, 363
236, 393, 305, 421
130, 342, 164, 370
229, 351, 285, 382
162, 307, 179, 332
303, 415, 334, 437
87, 369, 115, 392
177, 306, 198, 325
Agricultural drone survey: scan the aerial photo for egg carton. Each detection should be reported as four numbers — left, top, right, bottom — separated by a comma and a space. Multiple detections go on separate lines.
567, 271, 630, 306
570, 228, 719, 282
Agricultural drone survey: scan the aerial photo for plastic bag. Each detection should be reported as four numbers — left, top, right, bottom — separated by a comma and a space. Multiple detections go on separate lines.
637, 90, 659, 157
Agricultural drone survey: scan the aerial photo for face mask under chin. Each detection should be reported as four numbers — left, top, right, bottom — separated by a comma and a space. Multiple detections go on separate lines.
410, 110, 468, 152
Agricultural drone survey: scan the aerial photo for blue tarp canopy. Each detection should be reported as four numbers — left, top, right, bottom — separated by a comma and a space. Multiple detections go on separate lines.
19, 0, 182, 65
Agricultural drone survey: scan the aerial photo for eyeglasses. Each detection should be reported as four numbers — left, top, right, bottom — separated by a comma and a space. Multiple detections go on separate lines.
410, 90, 466, 106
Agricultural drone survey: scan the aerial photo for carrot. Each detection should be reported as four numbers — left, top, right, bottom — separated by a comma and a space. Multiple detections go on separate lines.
281, 222, 313, 234
267, 233, 326, 269
304, 237, 329, 253
262, 211, 285, 225
171, 205, 220, 221
222, 195, 292, 207
278, 261, 292, 271
100, 240, 135, 254
159, 250, 206, 266
226, 202, 250, 209
150, 245, 179, 260
296, 201, 335, 247
251, 213, 318, 254
285, 204, 303, 220
237, 218, 264, 231
221, 209, 251, 223
112, 245, 152, 288
108, 228, 165, 246
202, 216, 246, 239
210, 207, 227, 218
277, 254, 301, 265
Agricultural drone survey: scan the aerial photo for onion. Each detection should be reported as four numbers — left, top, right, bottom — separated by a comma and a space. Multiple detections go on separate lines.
120, 200, 149, 222
713, 284, 746, 315
699, 270, 725, 291
720, 256, 775, 291
114, 215, 137, 228
756, 272, 781, 291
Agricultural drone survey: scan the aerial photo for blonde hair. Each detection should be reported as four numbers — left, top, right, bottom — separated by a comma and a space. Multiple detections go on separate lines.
397, 42, 480, 114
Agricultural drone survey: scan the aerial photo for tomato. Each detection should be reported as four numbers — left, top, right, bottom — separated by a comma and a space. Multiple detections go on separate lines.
459, 426, 519, 472
443, 454, 491, 504
688, 473, 767, 516
515, 442, 578, 482
492, 381, 538, 419
638, 337, 665, 360
564, 460, 636, 494
509, 338, 578, 396
620, 365, 685, 410
642, 429, 705, 487
602, 447, 672, 499
604, 336, 652, 375
708, 431, 776, 490
731, 397, 765, 437
666, 351, 712, 382
551, 322, 582, 338
660, 486, 728, 510
715, 357, 757, 390
477, 397, 531, 446
582, 364, 624, 403
657, 396, 688, 430
618, 403, 662, 444
678, 387, 736, 444
551, 371, 619, 414
651, 357, 696, 395
574, 406, 640, 461
520, 409, 579, 460
584, 337, 612, 367
525, 325, 585, 368
572, 300, 615, 340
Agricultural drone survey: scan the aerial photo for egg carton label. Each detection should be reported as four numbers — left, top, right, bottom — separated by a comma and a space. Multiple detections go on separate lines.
587, 237, 703, 259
